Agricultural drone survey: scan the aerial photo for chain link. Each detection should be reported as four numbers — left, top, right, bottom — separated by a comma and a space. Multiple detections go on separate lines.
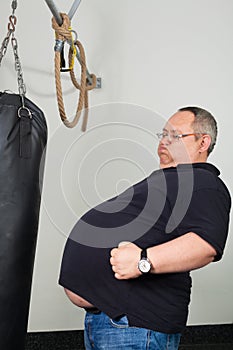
0, 1, 17, 66
0, 0, 26, 105
0, 33, 12, 64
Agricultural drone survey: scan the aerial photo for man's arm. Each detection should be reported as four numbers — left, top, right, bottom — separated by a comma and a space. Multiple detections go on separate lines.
110, 232, 217, 279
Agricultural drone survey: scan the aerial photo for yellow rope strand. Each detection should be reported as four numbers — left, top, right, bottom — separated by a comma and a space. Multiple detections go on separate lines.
68, 26, 76, 70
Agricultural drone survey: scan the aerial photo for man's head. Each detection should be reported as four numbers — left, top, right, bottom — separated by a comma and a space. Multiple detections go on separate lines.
157, 106, 217, 168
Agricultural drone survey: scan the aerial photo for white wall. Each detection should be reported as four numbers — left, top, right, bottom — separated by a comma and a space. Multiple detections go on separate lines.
0, 0, 232, 331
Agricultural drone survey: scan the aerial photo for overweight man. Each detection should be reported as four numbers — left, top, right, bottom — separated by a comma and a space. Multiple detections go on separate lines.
59, 106, 231, 350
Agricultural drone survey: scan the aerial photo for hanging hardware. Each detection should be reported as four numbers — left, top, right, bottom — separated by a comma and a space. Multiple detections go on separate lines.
44, 0, 101, 88
44, 0, 101, 129
0, 0, 27, 108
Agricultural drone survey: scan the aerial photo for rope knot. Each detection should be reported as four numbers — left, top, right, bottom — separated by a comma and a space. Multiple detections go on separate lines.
52, 13, 72, 42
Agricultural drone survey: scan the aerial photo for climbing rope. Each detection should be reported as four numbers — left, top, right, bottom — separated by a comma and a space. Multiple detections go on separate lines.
52, 13, 96, 130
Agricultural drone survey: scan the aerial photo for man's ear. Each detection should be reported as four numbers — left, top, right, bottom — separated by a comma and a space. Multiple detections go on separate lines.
199, 134, 211, 153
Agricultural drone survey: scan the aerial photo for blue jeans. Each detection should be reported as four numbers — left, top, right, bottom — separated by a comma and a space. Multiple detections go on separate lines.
84, 312, 181, 349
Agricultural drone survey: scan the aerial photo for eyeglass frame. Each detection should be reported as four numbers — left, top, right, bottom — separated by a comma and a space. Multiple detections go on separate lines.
156, 131, 205, 142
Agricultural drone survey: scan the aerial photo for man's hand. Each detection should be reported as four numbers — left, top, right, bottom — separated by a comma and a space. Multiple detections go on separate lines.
110, 242, 142, 280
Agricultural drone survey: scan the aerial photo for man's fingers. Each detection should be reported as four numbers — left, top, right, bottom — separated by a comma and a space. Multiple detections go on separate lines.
114, 272, 120, 279
110, 256, 114, 266
111, 263, 116, 272
118, 241, 131, 247
114, 272, 124, 280
110, 248, 118, 257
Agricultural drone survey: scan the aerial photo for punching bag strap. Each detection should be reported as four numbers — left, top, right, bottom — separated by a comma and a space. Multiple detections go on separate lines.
18, 106, 32, 158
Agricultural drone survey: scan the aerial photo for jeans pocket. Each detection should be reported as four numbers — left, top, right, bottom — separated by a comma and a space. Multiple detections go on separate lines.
149, 331, 181, 350
110, 315, 129, 328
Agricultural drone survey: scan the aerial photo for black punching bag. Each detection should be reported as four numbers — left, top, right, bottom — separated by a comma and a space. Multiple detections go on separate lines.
0, 92, 47, 350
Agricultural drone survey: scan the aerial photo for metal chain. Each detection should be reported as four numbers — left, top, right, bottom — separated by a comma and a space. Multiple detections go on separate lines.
0, 34, 12, 65
0, 0, 17, 65
0, 0, 26, 106
11, 35, 26, 104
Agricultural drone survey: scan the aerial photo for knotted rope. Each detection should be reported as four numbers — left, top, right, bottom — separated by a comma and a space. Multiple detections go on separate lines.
52, 13, 96, 129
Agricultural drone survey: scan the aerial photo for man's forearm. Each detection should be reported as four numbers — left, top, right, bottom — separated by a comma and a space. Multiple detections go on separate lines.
147, 232, 216, 274
110, 232, 217, 279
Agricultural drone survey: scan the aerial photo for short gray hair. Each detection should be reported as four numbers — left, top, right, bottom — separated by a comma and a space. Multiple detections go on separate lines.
178, 106, 217, 155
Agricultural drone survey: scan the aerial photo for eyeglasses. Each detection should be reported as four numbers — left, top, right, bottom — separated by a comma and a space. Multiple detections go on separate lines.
156, 132, 204, 142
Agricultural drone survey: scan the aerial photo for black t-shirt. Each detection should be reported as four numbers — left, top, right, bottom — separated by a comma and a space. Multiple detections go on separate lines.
59, 163, 231, 333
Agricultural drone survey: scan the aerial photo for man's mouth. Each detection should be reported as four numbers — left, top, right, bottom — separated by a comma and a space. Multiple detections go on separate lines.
158, 146, 168, 153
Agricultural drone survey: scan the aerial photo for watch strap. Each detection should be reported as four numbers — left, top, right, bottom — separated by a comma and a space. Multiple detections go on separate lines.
141, 248, 147, 259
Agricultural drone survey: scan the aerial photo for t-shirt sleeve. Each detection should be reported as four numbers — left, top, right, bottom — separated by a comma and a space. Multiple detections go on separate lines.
177, 188, 231, 261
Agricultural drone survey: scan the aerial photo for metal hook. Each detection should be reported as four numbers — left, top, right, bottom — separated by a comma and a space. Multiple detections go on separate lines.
18, 106, 32, 119
70, 30, 78, 43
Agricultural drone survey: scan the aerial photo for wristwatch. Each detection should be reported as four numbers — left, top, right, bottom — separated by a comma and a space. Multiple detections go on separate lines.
138, 249, 151, 274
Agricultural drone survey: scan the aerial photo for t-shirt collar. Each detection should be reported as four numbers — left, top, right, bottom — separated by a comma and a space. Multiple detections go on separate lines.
176, 162, 220, 176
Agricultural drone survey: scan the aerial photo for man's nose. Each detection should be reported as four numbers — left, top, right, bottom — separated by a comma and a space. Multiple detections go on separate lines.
160, 136, 171, 146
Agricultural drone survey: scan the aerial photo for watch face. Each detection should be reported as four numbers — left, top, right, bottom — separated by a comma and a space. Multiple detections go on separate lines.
138, 258, 151, 273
